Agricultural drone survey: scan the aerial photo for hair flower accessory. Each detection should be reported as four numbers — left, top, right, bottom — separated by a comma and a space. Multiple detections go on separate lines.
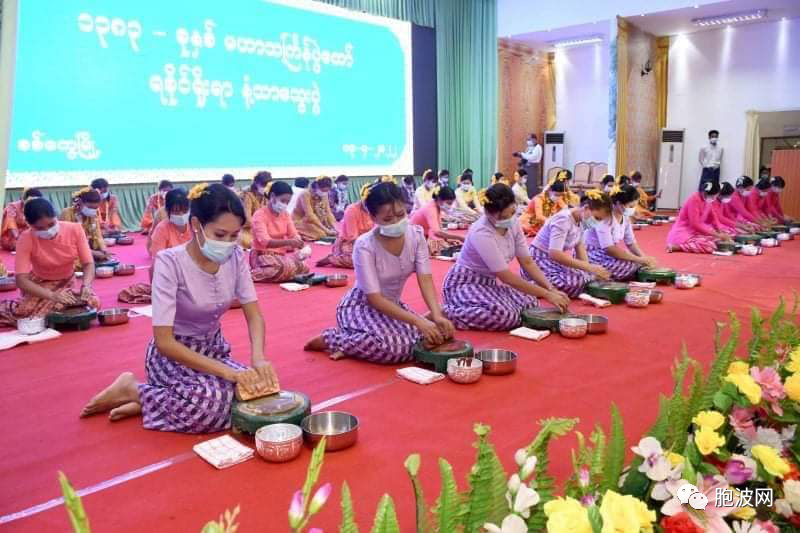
71, 186, 93, 199
586, 189, 604, 201
188, 183, 209, 200
360, 183, 373, 201
315, 175, 330, 183
380, 175, 396, 184
478, 188, 490, 206
556, 170, 569, 182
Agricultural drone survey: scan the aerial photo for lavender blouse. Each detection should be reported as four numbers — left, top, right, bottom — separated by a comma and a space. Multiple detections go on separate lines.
584, 214, 636, 249
532, 209, 583, 253
456, 215, 529, 276
151, 244, 258, 337
353, 224, 431, 302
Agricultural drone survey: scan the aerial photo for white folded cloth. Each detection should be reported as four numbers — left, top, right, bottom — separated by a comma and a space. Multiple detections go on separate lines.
193, 435, 254, 469
510, 327, 550, 341
740, 245, 761, 256
0, 328, 61, 351
129, 305, 153, 318
314, 240, 333, 246
396, 367, 445, 385
279, 282, 310, 292
712, 251, 734, 256
578, 293, 612, 308
433, 255, 456, 262
297, 245, 313, 260
628, 281, 656, 289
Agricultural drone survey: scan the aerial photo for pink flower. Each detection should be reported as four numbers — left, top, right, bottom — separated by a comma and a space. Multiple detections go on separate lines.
729, 407, 757, 439
751, 367, 786, 415
288, 490, 304, 528
755, 520, 780, 533
580, 493, 597, 507
578, 466, 590, 488
724, 454, 756, 485
309, 483, 332, 515
661, 475, 735, 532
309, 529, 324, 533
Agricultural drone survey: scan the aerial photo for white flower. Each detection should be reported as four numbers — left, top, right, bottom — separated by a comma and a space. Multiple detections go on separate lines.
514, 449, 528, 467
631, 437, 672, 481
775, 498, 794, 518
784, 479, 800, 513
507, 474, 521, 494
739, 426, 793, 454
733, 521, 770, 533
631, 437, 664, 458
484, 514, 528, 533
520, 456, 537, 480
511, 484, 540, 519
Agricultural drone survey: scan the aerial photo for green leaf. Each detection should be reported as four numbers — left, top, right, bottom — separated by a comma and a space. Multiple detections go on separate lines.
462, 425, 508, 533
712, 391, 733, 412
301, 437, 327, 515
619, 468, 650, 500
684, 439, 701, 468
59, 472, 90, 533
370, 494, 400, 533
682, 455, 697, 485
698, 462, 720, 476
404, 455, 429, 533
340, 482, 359, 533
700, 314, 740, 413
587, 505, 603, 533
433, 459, 462, 533
600, 405, 625, 493
646, 395, 671, 443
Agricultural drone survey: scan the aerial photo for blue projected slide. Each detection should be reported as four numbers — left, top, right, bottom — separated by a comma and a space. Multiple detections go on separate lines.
4, 0, 413, 187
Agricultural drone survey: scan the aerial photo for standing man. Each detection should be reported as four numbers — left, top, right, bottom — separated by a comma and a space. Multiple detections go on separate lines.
699, 129, 723, 188
513, 133, 542, 198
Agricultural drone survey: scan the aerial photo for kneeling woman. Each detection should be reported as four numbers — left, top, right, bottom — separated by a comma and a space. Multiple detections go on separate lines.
317, 183, 375, 268
1, 188, 42, 251
409, 186, 465, 255
250, 181, 310, 282
442, 184, 570, 331
60, 188, 111, 264
293, 176, 338, 241
522, 196, 611, 297
305, 182, 454, 363
666, 181, 731, 253
0, 198, 100, 326
519, 178, 568, 237
81, 184, 274, 430
584, 187, 658, 281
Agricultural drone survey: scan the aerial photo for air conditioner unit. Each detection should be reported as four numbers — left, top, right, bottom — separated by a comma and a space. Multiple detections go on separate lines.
657, 129, 685, 210
543, 131, 565, 186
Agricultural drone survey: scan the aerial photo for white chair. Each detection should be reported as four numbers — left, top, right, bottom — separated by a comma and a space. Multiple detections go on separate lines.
572, 162, 591, 191
589, 162, 608, 186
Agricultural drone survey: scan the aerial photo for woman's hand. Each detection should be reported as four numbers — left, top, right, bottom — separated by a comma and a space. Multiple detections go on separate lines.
416, 318, 444, 347
544, 290, 570, 313
231, 368, 261, 392
640, 256, 659, 269
51, 289, 80, 306
588, 264, 611, 280
251, 359, 278, 390
327, 229, 338, 237
287, 239, 304, 249
92, 250, 109, 261
430, 313, 455, 341
79, 285, 94, 303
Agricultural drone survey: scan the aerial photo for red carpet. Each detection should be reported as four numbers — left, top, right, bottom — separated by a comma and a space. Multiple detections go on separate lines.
1, 228, 798, 531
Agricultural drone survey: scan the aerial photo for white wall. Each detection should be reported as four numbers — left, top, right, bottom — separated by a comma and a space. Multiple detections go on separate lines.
666, 18, 800, 204
554, 42, 610, 168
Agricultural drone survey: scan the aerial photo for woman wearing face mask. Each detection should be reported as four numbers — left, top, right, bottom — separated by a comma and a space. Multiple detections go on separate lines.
317, 182, 375, 269
413, 169, 438, 211
90, 178, 122, 232
221, 174, 238, 194
139, 180, 173, 235
727, 176, 762, 231
239, 171, 272, 249
441, 184, 570, 331
81, 183, 274, 429
764, 177, 791, 224
410, 186, 465, 256
598, 175, 616, 194
666, 181, 731, 253
454, 174, 483, 218
705, 183, 741, 237
249, 181, 309, 282
1, 188, 42, 251
304, 182, 454, 362
400, 175, 417, 213
60, 188, 110, 264
521, 192, 611, 297
746, 178, 777, 227
0, 198, 100, 326
293, 176, 338, 241
630, 171, 661, 219
438, 169, 451, 189
584, 187, 659, 281
519, 176, 569, 237
329, 175, 351, 222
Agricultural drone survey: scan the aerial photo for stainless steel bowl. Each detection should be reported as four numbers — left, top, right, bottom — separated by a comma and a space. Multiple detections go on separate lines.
575, 314, 608, 334
96, 266, 115, 278
559, 318, 588, 339
447, 357, 483, 384
475, 349, 517, 375
18, 317, 46, 335
98, 308, 130, 326
301, 411, 359, 451
114, 264, 136, 276
255, 423, 303, 462
325, 274, 349, 288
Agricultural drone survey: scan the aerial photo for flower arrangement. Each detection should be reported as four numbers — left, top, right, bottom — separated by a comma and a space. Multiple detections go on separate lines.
57, 298, 800, 532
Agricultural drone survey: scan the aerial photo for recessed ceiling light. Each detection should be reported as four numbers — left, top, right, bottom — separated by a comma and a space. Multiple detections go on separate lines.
549, 35, 604, 48
692, 9, 766, 27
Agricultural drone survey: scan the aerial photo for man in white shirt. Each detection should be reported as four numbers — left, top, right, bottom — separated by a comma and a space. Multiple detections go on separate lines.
288, 177, 310, 214
698, 129, 723, 188
513, 133, 542, 198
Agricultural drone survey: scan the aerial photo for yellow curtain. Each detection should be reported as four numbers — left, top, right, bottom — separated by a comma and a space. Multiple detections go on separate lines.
615, 17, 629, 177
744, 111, 761, 179
655, 36, 670, 130
545, 52, 556, 130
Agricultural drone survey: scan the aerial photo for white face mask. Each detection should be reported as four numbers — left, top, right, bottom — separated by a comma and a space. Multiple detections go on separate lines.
102, 192, 110, 200
424, 181, 435, 190
710, 138, 718, 146
772, 187, 782, 194
549, 193, 560, 202
741, 189, 752, 197
170, 213, 189, 226
603, 185, 613, 193
255, 185, 265, 195
442, 202, 454, 213
623, 207, 636, 217
337, 183, 348, 191
582, 216, 598, 230
81, 206, 97, 218
705, 196, 716, 204
721, 197, 733, 204
759, 190, 768, 198
271, 200, 288, 213
493, 216, 515, 230
198, 226, 237, 264
460, 183, 472, 192
35, 221, 59, 240
378, 218, 408, 238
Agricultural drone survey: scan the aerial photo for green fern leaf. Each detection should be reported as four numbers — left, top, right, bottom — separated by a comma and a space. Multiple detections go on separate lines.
748, 307, 763, 357
370, 494, 400, 533
700, 314, 740, 412
301, 436, 327, 514
404, 455, 429, 533
340, 482, 359, 533
646, 395, 671, 442
686, 359, 706, 422
463, 424, 507, 533
434, 459, 461, 533
59, 472, 90, 533
600, 405, 625, 493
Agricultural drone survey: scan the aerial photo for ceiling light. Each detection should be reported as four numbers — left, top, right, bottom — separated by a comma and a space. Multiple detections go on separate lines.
692, 9, 767, 27
550, 35, 604, 48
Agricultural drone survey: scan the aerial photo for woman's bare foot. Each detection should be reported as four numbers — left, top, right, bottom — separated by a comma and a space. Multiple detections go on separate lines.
109, 401, 142, 422
80, 372, 139, 418
329, 351, 346, 361
316, 256, 331, 267
304, 335, 328, 352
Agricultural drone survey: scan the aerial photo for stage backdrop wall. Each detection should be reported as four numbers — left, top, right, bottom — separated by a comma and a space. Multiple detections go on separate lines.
666, 18, 800, 204
554, 38, 610, 170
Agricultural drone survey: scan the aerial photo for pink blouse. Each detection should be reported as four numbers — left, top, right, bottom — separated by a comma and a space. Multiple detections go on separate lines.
532, 209, 583, 254
706, 200, 737, 232
456, 215, 529, 276
151, 244, 258, 337
667, 192, 715, 245
353, 224, 431, 302
763, 191, 786, 221
584, 214, 635, 249
745, 191, 767, 218
725, 192, 758, 224
409, 200, 441, 238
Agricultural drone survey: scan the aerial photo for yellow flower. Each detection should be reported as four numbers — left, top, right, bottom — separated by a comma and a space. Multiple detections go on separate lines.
727, 361, 750, 376
599, 490, 655, 533
785, 374, 800, 403
188, 183, 209, 200
731, 504, 756, 520
666, 452, 685, 467
478, 189, 489, 206
725, 373, 763, 405
751, 445, 790, 479
785, 347, 800, 373
692, 410, 725, 431
544, 497, 592, 533
694, 426, 726, 456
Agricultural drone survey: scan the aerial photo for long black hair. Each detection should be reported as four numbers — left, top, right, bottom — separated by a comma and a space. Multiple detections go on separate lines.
190, 184, 246, 225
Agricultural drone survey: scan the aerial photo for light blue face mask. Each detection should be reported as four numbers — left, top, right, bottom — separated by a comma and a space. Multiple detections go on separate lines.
582, 216, 598, 230
170, 213, 189, 226
378, 218, 408, 238
493, 216, 515, 230
35, 221, 60, 240
199, 226, 237, 264
81, 206, 98, 218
